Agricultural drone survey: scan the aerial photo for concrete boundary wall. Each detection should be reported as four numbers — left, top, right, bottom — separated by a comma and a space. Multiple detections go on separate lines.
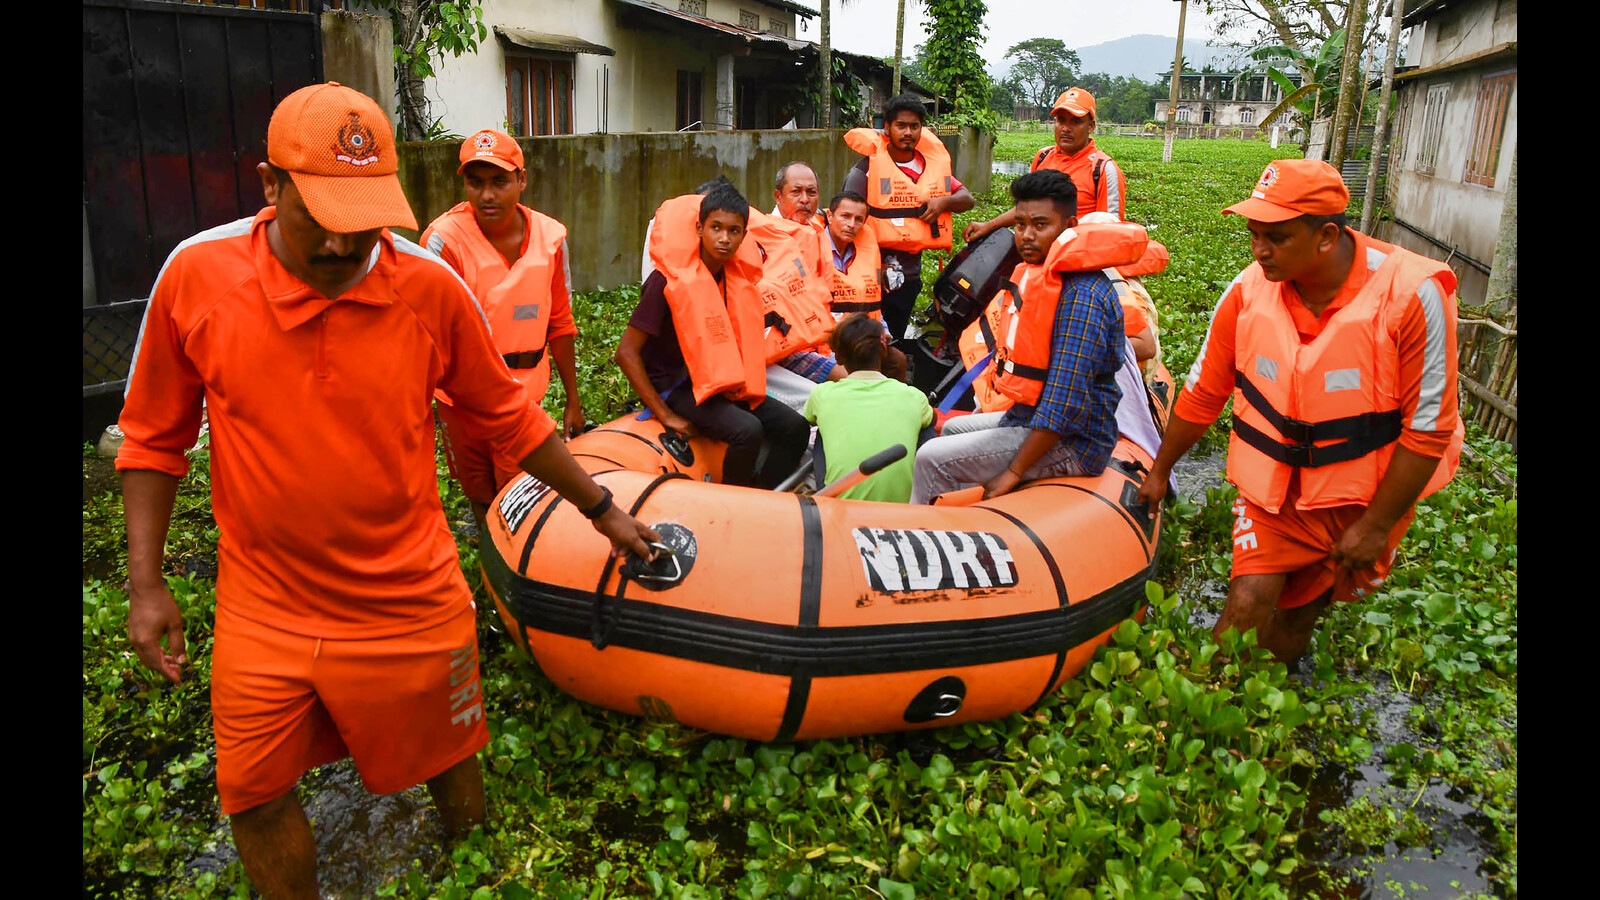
395, 128, 992, 292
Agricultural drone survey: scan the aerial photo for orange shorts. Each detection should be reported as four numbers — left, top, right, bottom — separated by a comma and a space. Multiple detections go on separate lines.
1228, 494, 1415, 610
210, 601, 490, 816
437, 401, 526, 507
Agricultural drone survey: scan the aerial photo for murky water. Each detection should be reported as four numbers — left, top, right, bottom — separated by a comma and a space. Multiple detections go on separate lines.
992, 159, 1031, 176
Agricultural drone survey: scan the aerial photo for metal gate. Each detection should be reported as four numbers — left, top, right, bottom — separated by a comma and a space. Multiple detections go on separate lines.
82, 0, 325, 442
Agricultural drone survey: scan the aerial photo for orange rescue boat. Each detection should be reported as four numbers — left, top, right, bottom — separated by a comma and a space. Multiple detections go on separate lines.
478, 404, 1166, 742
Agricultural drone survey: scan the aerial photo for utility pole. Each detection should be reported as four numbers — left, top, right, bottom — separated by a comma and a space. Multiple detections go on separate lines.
1361, 0, 1404, 233
1163, 0, 1188, 164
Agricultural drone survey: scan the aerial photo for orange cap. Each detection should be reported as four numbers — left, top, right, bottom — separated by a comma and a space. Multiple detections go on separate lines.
1222, 159, 1350, 223
1051, 86, 1096, 120
458, 128, 524, 174
266, 82, 417, 232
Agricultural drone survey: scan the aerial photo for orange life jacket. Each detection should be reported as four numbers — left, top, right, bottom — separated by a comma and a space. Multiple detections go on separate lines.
1227, 240, 1464, 513
647, 194, 768, 406
422, 202, 568, 404
1117, 240, 1168, 278
745, 209, 834, 364
990, 221, 1148, 407
1103, 269, 1163, 384
844, 127, 955, 253
820, 221, 883, 323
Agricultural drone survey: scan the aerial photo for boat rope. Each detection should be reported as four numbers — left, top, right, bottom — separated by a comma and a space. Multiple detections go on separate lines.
591, 472, 688, 649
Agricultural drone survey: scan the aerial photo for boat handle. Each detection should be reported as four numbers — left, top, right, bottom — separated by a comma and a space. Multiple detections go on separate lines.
628, 542, 682, 583
932, 693, 963, 717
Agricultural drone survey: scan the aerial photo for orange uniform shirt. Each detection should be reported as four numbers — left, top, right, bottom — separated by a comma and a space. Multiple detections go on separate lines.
116, 208, 556, 639
1174, 229, 1458, 460
1032, 140, 1127, 221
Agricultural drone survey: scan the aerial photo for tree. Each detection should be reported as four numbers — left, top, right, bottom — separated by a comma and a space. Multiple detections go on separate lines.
1327, 0, 1369, 168
894, 0, 913, 96
818, 0, 863, 129
989, 75, 1021, 118
1248, 27, 1346, 154
920, 0, 993, 128
386, 0, 489, 141
1002, 38, 1080, 111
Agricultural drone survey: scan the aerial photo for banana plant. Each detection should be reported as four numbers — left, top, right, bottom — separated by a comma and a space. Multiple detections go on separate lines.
1247, 27, 1347, 149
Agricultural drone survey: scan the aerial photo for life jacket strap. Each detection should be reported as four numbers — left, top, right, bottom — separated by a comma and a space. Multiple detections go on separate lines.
1231, 371, 1403, 467
503, 348, 546, 369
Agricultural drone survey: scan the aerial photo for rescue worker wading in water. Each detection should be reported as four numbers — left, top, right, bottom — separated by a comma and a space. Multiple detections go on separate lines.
1136, 159, 1464, 666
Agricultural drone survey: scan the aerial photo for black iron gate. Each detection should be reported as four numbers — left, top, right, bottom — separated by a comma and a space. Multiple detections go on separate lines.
82, 0, 324, 442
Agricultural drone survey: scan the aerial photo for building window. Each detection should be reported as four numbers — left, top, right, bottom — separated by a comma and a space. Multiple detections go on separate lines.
1414, 83, 1449, 176
1239, 107, 1254, 124
1176, 106, 1190, 123
1464, 71, 1514, 187
739, 9, 759, 30
677, 70, 703, 131
766, 19, 788, 36
506, 56, 574, 137
679, 0, 706, 14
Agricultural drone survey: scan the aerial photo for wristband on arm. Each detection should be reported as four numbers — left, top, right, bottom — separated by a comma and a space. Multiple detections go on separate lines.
579, 486, 614, 520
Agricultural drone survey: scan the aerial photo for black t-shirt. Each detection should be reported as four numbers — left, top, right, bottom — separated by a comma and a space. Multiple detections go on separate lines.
628, 268, 730, 396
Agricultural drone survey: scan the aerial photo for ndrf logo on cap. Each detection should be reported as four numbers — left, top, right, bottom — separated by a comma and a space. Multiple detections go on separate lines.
1253, 164, 1280, 197
334, 114, 381, 168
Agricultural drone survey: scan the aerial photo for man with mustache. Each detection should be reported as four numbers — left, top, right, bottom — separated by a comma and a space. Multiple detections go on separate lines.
1136, 159, 1464, 666
421, 128, 586, 533
962, 86, 1129, 243
115, 82, 659, 899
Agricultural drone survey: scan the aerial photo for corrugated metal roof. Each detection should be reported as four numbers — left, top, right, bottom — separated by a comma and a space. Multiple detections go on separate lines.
611, 0, 811, 52
494, 26, 615, 56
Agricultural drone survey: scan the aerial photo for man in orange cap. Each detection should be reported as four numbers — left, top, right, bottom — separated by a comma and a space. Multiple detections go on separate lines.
1136, 159, 1464, 667
422, 128, 586, 532
116, 82, 660, 897
964, 86, 1129, 244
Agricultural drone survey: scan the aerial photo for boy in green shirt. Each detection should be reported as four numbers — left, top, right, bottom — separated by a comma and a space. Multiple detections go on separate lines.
803, 313, 935, 502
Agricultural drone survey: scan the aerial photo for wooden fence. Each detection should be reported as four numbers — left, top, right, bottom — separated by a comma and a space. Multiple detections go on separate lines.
1457, 309, 1517, 449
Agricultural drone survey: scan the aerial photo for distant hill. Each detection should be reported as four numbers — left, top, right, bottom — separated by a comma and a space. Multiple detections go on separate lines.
1072, 34, 1244, 83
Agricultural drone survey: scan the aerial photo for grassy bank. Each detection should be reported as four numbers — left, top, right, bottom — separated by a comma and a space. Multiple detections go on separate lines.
83, 134, 1517, 899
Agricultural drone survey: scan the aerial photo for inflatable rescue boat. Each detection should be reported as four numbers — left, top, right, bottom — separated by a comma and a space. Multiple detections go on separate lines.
479, 405, 1166, 742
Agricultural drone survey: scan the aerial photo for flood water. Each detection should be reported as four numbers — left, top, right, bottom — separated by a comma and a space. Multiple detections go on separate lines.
992, 158, 1031, 176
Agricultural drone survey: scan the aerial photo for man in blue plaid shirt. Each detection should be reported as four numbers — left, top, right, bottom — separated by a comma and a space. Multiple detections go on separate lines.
910, 170, 1127, 504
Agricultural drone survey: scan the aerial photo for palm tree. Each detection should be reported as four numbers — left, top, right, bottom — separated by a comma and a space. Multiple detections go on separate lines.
893, 0, 907, 95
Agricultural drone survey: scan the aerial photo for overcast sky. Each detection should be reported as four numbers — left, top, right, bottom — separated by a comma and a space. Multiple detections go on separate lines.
791, 0, 1226, 64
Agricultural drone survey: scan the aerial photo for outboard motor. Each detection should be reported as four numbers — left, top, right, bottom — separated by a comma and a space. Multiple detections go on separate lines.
929, 226, 1022, 336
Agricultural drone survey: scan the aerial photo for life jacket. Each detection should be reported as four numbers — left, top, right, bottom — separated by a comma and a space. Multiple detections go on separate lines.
745, 209, 834, 364
1117, 239, 1168, 278
423, 202, 567, 405
819, 218, 883, 323
647, 194, 768, 406
989, 221, 1148, 407
844, 126, 955, 253
1032, 144, 1119, 220
1227, 239, 1464, 513
1104, 272, 1162, 384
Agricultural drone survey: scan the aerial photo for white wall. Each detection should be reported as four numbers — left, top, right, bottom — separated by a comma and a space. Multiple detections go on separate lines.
428, 0, 780, 136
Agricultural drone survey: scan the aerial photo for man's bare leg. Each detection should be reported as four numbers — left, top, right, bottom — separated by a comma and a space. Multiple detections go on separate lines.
1258, 592, 1332, 665
1215, 572, 1287, 654
229, 789, 319, 900
426, 754, 487, 839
